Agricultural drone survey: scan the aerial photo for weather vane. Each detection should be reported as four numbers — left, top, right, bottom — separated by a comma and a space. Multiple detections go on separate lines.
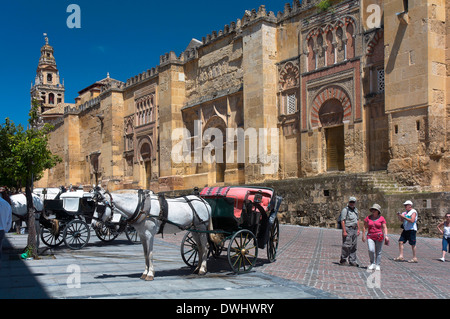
43, 33, 48, 44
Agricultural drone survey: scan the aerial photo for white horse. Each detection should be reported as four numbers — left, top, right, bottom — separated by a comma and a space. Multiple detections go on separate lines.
95, 189, 213, 281
10, 193, 44, 247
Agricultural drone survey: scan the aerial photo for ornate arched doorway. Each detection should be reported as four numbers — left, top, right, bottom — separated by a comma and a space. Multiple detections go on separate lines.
203, 115, 227, 184
139, 141, 152, 189
311, 86, 352, 172
320, 100, 345, 172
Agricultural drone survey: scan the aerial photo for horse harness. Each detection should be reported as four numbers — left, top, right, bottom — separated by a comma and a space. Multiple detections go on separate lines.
105, 189, 208, 234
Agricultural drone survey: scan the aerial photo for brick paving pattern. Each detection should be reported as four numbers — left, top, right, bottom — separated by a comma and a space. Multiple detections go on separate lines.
1, 224, 449, 299
258, 225, 450, 299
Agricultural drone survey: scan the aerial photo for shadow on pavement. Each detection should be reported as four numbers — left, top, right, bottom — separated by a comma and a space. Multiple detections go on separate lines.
0, 237, 50, 299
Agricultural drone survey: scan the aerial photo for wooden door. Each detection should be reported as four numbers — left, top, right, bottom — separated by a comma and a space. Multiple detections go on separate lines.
326, 126, 345, 171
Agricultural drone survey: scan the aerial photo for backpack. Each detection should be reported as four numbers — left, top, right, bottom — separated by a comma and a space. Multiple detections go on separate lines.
337, 207, 358, 229
336, 207, 346, 229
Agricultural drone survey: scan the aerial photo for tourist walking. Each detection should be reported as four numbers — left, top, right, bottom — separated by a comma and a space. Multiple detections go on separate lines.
437, 212, 450, 262
0, 194, 12, 268
394, 200, 418, 263
362, 204, 389, 270
339, 197, 360, 266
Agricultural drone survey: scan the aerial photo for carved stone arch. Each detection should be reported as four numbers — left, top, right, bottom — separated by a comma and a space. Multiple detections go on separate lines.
305, 29, 318, 71
344, 16, 357, 29
366, 29, 384, 57
203, 115, 227, 133
136, 136, 154, 162
202, 115, 227, 183
305, 28, 317, 52
202, 115, 227, 148
310, 85, 352, 128
279, 61, 300, 90
136, 136, 153, 189
124, 116, 134, 135
335, 20, 345, 36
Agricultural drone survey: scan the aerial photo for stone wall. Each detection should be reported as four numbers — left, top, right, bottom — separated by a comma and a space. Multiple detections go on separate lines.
257, 175, 449, 238
162, 174, 449, 238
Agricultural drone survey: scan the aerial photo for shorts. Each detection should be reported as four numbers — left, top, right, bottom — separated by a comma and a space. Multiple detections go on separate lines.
399, 230, 416, 246
442, 237, 450, 253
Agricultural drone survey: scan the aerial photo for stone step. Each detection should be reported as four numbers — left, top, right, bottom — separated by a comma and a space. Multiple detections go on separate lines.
357, 171, 422, 194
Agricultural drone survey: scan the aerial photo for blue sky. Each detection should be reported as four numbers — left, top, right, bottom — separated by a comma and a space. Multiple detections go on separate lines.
0, 0, 288, 127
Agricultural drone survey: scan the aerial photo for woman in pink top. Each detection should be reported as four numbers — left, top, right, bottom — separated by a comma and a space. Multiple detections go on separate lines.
362, 204, 389, 271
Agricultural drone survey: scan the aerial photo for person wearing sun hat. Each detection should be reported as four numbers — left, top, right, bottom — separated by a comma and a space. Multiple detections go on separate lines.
394, 200, 418, 263
362, 204, 389, 271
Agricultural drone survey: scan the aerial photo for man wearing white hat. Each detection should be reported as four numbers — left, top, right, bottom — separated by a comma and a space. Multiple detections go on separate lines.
394, 200, 418, 263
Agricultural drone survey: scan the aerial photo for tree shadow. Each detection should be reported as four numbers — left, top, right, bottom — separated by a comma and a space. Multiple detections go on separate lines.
0, 237, 51, 299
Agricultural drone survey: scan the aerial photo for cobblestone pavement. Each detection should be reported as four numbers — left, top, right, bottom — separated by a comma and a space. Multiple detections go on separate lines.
258, 225, 450, 299
0, 228, 334, 299
1, 224, 449, 299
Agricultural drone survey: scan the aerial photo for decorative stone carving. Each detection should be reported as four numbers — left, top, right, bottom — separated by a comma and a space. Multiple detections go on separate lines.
278, 61, 300, 91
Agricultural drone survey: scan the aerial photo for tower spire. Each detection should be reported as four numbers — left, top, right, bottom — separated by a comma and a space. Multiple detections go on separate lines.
31, 34, 65, 123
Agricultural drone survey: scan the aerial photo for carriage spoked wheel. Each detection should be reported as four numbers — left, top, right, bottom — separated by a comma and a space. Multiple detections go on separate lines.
181, 231, 199, 268
40, 222, 64, 248
125, 225, 140, 244
94, 223, 119, 242
227, 229, 258, 274
63, 219, 91, 250
267, 217, 279, 263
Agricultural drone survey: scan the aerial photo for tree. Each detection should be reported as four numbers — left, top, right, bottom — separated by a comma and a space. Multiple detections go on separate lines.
0, 99, 61, 258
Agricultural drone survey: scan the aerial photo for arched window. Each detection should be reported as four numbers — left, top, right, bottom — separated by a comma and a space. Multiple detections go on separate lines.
307, 37, 315, 72
336, 26, 344, 62
346, 23, 355, 59
48, 93, 55, 105
326, 31, 335, 65
47, 73, 53, 83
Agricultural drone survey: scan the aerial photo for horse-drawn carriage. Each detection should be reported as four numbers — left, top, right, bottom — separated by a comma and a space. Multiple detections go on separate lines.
36, 188, 138, 250
181, 186, 282, 273
63, 185, 282, 279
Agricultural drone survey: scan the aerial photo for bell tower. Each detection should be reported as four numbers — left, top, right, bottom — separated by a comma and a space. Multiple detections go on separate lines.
30, 33, 65, 117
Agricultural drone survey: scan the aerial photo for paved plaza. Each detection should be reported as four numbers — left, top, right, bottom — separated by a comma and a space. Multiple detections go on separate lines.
0, 224, 449, 300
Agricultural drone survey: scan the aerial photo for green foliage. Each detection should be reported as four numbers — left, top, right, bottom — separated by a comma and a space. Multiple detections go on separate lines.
0, 99, 61, 189
316, 0, 333, 12
0, 99, 62, 257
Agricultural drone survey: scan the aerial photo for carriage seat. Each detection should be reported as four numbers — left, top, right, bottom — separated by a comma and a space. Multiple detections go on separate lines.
60, 191, 94, 214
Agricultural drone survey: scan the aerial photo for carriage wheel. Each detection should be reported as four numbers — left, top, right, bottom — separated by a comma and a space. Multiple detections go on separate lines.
181, 231, 199, 268
125, 225, 140, 244
227, 229, 258, 273
94, 223, 119, 242
210, 240, 224, 259
267, 217, 279, 263
64, 219, 90, 250
40, 224, 64, 247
